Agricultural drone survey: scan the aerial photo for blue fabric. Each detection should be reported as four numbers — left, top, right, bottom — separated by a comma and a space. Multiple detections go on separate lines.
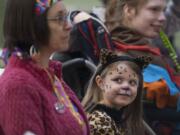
143, 64, 180, 95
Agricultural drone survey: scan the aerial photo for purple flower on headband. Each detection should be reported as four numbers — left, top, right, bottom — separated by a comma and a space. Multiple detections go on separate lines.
1, 48, 10, 65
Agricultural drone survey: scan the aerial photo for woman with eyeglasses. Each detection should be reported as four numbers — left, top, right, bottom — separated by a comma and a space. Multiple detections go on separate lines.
0, 0, 90, 135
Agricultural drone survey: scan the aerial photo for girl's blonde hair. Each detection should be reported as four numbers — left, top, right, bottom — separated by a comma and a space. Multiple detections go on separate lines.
81, 63, 113, 112
105, 0, 147, 33
82, 59, 145, 135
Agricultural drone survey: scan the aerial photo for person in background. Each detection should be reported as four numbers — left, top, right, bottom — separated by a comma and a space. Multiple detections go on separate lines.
92, 0, 180, 66
0, 0, 90, 135
82, 49, 151, 135
153, 0, 180, 67
105, 0, 180, 134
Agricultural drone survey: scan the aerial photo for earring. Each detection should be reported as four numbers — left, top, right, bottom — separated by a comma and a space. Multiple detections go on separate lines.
30, 45, 38, 56
29, 45, 40, 62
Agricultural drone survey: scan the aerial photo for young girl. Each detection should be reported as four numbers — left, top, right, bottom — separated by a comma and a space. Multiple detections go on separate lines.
82, 49, 151, 135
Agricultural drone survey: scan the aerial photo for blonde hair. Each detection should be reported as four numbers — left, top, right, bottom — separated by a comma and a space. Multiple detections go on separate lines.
81, 63, 114, 112
105, 0, 147, 33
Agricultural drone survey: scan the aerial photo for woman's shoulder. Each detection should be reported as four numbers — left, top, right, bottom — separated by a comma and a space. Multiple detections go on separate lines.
0, 68, 41, 105
0, 66, 42, 97
1, 66, 31, 82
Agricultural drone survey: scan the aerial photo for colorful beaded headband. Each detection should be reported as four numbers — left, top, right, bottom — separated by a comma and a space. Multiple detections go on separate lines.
35, 0, 60, 15
99, 49, 152, 73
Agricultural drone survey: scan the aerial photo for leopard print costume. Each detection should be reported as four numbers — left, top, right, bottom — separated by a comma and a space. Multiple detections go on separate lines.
88, 110, 126, 135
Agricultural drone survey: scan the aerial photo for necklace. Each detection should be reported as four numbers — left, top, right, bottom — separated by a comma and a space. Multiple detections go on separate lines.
44, 68, 84, 127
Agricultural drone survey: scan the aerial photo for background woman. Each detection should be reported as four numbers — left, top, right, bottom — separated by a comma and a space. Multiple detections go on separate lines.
105, 0, 180, 134
105, 0, 180, 107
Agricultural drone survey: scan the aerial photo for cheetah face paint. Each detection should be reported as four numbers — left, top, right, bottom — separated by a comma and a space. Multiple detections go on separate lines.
101, 62, 139, 109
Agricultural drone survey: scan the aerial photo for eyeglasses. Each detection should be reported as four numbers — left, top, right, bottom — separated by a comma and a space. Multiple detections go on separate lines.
47, 12, 69, 25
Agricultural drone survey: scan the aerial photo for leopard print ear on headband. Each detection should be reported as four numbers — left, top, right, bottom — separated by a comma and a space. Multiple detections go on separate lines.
134, 56, 152, 69
100, 49, 117, 65
99, 49, 152, 70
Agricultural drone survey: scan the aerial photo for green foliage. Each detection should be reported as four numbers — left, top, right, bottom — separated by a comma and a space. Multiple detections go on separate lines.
159, 30, 180, 71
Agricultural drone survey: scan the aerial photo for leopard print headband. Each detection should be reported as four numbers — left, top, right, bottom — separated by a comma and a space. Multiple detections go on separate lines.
99, 49, 152, 72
